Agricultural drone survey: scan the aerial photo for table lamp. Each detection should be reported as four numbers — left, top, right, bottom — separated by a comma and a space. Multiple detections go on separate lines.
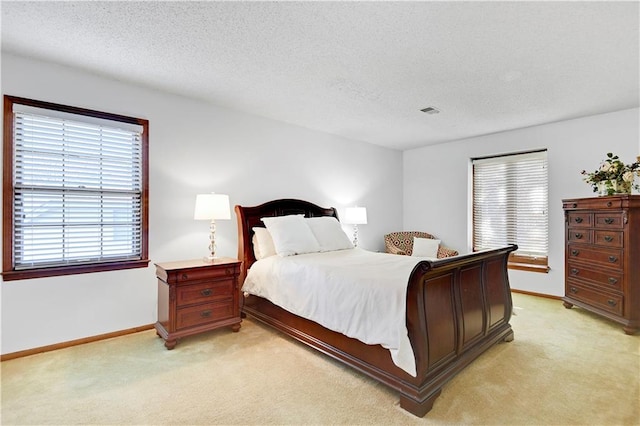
344, 206, 367, 247
194, 193, 231, 260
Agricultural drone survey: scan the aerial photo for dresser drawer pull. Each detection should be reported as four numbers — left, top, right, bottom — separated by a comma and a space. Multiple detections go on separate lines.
200, 288, 212, 297
571, 249, 579, 256
608, 277, 618, 285
574, 217, 583, 224
572, 203, 577, 208
571, 268, 579, 275
181, 273, 188, 280
604, 235, 613, 242
607, 201, 612, 207
225, 268, 232, 275
604, 218, 614, 224
608, 256, 618, 263
607, 300, 617, 307
570, 287, 578, 294
574, 233, 583, 239
200, 310, 212, 318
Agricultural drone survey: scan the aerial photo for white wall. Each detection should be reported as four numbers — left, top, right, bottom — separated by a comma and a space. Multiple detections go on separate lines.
2, 52, 637, 354
0, 53, 403, 354
404, 108, 640, 296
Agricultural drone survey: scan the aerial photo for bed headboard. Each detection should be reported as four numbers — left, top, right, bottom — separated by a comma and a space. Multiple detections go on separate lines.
235, 198, 339, 280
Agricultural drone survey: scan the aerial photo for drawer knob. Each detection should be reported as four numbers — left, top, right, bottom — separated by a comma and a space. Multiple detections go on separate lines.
608, 256, 618, 263
574, 217, 583, 223
570, 287, 578, 294
201, 288, 212, 297
608, 277, 618, 285
200, 310, 212, 318
607, 202, 612, 207
607, 300, 617, 307
181, 273, 188, 280
571, 268, 579, 275
604, 218, 614, 224
571, 249, 579, 256
604, 235, 613, 242
225, 268, 232, 275
574, 233, 583, 239
572, 203, 577, 208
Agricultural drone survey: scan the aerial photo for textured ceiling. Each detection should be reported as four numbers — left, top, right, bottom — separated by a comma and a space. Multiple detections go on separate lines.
2, 1, 639, 150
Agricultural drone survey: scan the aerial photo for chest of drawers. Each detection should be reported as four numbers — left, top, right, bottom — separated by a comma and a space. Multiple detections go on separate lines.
155, 258, 242, 349
562, 195, 640, 334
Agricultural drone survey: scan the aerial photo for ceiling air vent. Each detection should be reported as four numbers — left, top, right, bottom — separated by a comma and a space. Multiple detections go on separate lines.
420, 106, 440, 115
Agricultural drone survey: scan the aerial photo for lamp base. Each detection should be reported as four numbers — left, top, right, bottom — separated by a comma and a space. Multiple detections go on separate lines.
352, 224, 359, 247
204, 219, 218, 261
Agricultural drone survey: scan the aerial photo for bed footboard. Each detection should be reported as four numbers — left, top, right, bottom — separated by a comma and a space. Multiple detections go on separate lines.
402, 244, 517, 416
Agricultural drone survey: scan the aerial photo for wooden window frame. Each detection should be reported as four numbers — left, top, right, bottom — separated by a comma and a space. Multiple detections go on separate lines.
2, 95, 149, 281
472, 149, 549, 274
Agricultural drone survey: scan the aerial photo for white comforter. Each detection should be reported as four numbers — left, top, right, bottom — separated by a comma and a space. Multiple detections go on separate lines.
242, 248, 427, 377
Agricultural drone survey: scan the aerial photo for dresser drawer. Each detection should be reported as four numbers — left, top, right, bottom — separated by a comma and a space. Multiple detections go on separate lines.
567, 263, 623, 290
568, 245, 623, 269
177, 280, 234, 306
567, 212, 592, 227
594, 213, 624, 229
563, 198, 622, 210
566, 282, 623, 316
568, 229, 592, 243
176, 265, 238, 283
594, 230, 623, 248
176, 300, 234, 330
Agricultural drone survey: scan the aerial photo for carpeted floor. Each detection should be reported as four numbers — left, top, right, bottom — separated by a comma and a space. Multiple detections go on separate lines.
1, 293, 639, 425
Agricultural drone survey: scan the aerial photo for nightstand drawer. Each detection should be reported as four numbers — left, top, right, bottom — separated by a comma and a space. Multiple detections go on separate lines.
176, 300, 234, 330
177, 266, 238, 283
567, 212, 592, 227
594, 230, 623, 248
594, 213, 624, 229
568, 246, 623, 269
567, 263, 623, 290
177, 280, 234, 306
566, 283, 623, 316
568, 229, 592, 243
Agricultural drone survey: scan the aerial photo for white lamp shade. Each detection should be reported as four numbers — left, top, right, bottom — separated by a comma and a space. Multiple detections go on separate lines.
194, 193, 231, 220
344, 206, 367, 225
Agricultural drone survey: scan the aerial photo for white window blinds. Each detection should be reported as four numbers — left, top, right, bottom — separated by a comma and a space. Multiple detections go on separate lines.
472, 150, 548, 258
12, 108, 144, 269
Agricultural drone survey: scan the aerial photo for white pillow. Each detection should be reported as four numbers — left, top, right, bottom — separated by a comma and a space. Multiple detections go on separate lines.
261, 215, 321, 256
412, 237, 441, 259
252, 227, 276, 259
306, 217, 353, 252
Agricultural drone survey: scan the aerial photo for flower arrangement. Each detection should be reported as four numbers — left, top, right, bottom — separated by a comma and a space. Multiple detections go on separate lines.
581, 153, 640, 196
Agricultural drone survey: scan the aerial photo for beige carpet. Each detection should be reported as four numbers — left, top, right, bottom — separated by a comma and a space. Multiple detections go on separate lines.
1, 293, 639, 425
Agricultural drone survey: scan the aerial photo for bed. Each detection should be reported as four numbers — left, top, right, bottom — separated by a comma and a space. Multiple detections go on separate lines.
235, 198, 517, 417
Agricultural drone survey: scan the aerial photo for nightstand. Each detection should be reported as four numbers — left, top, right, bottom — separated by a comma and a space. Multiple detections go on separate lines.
154, 258, 242, 349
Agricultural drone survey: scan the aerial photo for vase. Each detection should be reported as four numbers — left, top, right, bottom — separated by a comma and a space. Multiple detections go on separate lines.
597, 180, 631, 196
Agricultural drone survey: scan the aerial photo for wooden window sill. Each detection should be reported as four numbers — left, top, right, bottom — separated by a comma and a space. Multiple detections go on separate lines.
508, 262, 550, 273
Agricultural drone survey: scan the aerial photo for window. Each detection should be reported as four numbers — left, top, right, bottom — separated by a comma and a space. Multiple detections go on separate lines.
472, 150, 549, 273
3, 96, 149, 280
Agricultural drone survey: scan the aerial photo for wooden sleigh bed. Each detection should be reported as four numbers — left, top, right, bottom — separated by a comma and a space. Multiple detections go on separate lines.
235, 198, 517, 417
